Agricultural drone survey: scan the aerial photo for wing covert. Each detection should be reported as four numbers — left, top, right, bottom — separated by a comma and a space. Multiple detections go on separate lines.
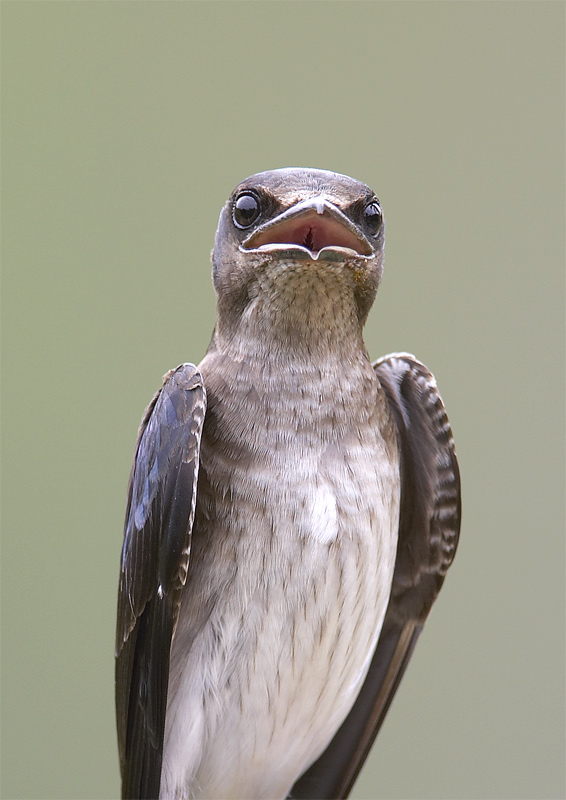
290, 353, 461, 799
115, 363, 206, 800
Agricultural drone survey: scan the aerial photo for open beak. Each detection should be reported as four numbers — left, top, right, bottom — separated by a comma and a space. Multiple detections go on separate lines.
241, 196, 373, 260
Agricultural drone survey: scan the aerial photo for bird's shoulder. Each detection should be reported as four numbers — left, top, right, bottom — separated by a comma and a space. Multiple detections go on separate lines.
373, 352, 460, 620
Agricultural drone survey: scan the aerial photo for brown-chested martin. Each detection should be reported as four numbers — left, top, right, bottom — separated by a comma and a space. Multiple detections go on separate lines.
115, 168, 461, 800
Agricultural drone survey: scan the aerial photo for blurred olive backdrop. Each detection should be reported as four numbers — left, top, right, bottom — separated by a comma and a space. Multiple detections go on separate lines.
2, 2, 564, 799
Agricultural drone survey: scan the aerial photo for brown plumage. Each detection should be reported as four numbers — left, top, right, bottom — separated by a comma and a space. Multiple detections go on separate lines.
115, 168, 461, 800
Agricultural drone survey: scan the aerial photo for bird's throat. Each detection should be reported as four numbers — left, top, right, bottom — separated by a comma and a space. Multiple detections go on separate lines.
217, 257, 367, 362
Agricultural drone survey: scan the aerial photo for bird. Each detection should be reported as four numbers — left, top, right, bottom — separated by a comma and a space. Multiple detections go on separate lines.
115, 167, 461, 800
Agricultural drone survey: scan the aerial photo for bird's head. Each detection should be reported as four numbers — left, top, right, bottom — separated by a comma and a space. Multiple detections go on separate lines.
211, 168, 385, 347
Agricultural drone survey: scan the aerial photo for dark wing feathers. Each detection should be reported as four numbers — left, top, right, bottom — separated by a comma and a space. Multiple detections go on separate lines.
115, 364, 206, 800
290, 353, 461, 800
375, 353, 461, 622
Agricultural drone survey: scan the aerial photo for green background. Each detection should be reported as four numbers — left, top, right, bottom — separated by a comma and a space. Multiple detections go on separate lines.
2, 2, 564, 798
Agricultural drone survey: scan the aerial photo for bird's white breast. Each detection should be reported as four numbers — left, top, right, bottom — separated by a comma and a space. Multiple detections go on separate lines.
160, 357, 400, 800
308, 483, 339, 545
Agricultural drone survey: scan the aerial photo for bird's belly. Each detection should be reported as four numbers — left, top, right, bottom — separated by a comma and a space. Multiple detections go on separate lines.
161, 439, 399, 800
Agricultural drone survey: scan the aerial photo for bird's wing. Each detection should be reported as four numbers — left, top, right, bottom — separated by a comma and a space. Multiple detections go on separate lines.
115, 363, 206, 800
290, 353, 461, 800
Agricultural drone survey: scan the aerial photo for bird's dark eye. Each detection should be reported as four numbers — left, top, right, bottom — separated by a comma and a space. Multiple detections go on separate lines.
233, 193, 261, 228
363, 201, 382, 236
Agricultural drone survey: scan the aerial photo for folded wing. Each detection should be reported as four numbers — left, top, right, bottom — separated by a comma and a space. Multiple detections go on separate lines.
115, 364, 206, 800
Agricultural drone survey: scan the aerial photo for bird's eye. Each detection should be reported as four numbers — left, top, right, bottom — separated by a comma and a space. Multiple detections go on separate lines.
363, 201, 382, 236
233, 193, 261, 228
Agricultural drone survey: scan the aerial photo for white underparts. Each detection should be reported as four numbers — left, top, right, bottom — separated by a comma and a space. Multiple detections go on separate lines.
308, 483, 338, 544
